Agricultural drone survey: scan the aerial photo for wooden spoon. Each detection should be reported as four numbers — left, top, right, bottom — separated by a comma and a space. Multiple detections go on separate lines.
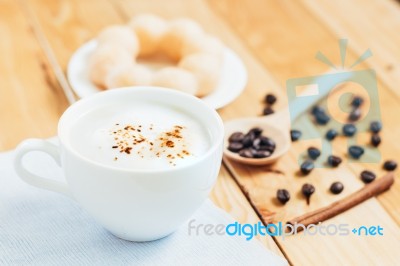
223, 71, 353, 165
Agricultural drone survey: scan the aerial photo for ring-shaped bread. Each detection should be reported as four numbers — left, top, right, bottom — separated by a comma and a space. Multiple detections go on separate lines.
88, 15, 224, 97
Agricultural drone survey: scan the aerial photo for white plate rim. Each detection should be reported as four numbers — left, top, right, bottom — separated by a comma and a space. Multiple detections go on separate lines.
67, 40, 248, 109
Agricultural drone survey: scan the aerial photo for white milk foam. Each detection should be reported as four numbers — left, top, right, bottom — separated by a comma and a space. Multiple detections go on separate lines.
69, 102, 211, 170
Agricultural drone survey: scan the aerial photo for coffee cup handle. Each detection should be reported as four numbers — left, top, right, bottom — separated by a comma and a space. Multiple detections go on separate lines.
14, 139, 73, 198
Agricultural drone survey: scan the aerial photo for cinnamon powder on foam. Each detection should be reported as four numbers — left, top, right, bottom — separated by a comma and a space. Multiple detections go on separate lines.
110, 124, 191, 166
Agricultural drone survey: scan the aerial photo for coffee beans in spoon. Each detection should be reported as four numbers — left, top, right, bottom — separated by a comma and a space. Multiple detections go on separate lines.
227, 128, 276, 159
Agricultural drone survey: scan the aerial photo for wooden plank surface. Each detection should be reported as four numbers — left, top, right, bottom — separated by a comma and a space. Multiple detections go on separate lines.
207, 0, 400, 265
300, 0, 400, 225
0, 0, 68, 151
302, 0, 400, 97
18, 0, 283, 257
208, 0, 400, 224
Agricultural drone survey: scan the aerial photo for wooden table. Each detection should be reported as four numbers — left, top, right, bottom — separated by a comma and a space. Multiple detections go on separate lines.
1, 0, 400, 265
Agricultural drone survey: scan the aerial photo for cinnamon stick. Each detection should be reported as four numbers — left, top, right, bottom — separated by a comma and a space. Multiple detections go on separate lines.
287, 173, 395, 230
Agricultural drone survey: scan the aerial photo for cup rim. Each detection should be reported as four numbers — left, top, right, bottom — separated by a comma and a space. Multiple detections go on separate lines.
58, 86, 224, 174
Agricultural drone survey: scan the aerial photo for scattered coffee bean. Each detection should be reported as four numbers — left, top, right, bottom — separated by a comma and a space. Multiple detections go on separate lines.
263, 106, 274, 116
265, 93, 277, 105
311, 105, 330, 125
307, 147, 321, 160
302, 183, 315, 205
315, 112, 330, 125
311, 105, 325, 116
228, 142, 244, 153
342, 124, 357, 136
370, 121, 382, 133
360, 170, 376, 184
351, 96, 364, 108
348, 145, 364, 159
348, 108, 361, 121
383, 160, 397, 171
327, 155, 342, 167
228, 132, 245, 143
239, 148, 255, 158
276, 189, 290, 204
371, 134, 381, 147
300, 160, 314, 175
326, 129, 338, 141
290, 130, 302, 141
249, 127, 263, 137
330, 182, 344, 194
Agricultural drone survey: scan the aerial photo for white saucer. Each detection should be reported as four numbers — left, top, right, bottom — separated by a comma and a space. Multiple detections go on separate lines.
67, 40, 248, 109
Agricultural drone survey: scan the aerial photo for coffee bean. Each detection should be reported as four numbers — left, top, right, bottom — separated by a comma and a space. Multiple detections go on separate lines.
330, 182, 344, 194
343, 124, 357, 136
258, 145, 274, 153
311, 106, 325, 116
228, 142, 244, 153
360, 170, 376, 184
255, 136, 275, 152
228, 132, 245, 143
253, 136, 275, 151
351, 96, 364, 108
242, 133, 255, 148
239, 148, 255, 158
370, 121, 382, 133
248, 127, 263, 137
327, 155, 342, 167
300, 160, 314, 175
348, 145, 364, 159
260, 136, 275, 146
277, 189, 290, 204
348, 108, 361, 122
265, 94, 277, 105
290, 130, 302, 141
383, 160, 397, 171
371, 134, 381, 147
263, 106, 274, 116
253, 150, 272, 158
252, 138, 262, 149
315, 112, 330, 125
326, 129, 338, 141
307, 147, 321, 160
302, 183, 315, 205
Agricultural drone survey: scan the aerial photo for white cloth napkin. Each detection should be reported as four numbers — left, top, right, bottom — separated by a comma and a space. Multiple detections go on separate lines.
0, 139, 287, 266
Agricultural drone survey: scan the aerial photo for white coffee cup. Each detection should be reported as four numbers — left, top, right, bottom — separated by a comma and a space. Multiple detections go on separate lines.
14, 87, 224, 241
